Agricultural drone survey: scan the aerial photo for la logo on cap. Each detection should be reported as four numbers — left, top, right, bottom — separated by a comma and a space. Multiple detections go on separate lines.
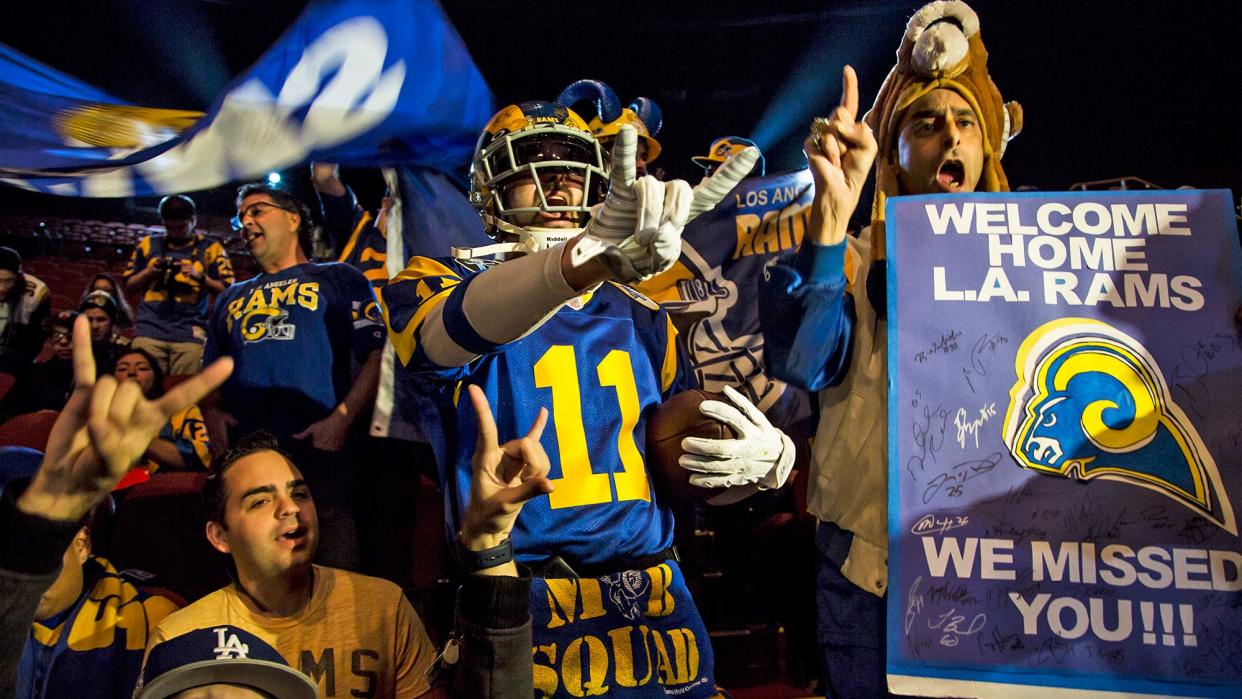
212, 627, 251, 660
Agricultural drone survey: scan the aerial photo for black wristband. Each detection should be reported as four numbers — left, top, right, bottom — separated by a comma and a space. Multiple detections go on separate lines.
457, 535, 514, 571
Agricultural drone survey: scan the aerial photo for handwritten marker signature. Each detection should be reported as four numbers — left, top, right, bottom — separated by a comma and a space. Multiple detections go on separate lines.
960, 333, 1009, 393
928, 608, 986, 647
911, 513, 970, 536
954, 402, 997, 449
922, 453, 1002, 504
905, 576, 925, 635
913, 329, 962, 364
908, 402, 950, 477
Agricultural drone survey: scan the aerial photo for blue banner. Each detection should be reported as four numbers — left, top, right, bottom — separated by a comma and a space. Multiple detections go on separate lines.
370, 165, 490, 442
636, 168, 815, 435
0, 0, 491, 197
885, 190, 1241, 698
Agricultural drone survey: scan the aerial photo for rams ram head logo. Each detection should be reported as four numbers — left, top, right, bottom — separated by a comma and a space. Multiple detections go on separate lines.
239, 306, 295, 343
1003, 318, 1235, 536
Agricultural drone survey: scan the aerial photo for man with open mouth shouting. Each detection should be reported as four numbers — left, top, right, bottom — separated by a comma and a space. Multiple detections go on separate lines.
758, 2, 1023, 697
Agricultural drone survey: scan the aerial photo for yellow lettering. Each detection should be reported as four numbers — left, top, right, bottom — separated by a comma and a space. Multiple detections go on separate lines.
734, 213, 761, 259
790, 206, 808, 249
608, 625, 654, 688
645, 564, 676, 618
535, 345, 652, 509
227, 297, 245, 318
545, 578, 607, 630
652, 627, 700, 685
666, 628, 700, 684
270, 283, 297, 306
242, 290, 266, 313
533, 643, 559, 697
562, 635, 610, 696
750, 211, 783, 256
297, 282, 320, 310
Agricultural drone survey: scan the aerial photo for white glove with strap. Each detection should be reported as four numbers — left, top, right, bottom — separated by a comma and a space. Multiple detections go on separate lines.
582, 126, 759, 280
686, 144, 761, 220
679, 386, 795, 494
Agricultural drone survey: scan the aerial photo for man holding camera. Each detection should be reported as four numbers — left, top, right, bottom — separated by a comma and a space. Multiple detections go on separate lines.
125, 194, 234, 376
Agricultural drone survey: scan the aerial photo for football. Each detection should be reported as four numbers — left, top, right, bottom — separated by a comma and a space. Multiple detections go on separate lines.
646, 389, 737, 501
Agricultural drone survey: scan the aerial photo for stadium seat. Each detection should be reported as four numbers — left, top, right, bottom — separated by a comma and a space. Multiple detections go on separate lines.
0, 410, 58, 450
102, 472, 230, 603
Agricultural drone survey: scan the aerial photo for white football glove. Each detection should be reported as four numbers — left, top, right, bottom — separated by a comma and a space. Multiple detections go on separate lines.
678, 386, 795, 494
582, 126, 759, 279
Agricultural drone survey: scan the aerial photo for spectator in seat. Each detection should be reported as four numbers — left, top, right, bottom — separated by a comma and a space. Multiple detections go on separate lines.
79, 291, 130, 374
125, 195, 234, 376
81, 273, 135, 330
0, 313, 231, 696
16, 511, 181, 698
143, 431, 438, 696
0, 312, 76, 421
0, 246, 51, 376
113, 348, 211, 474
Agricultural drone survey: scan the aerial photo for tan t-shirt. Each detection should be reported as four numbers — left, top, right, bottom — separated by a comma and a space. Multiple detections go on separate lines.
145, 565, 435, 698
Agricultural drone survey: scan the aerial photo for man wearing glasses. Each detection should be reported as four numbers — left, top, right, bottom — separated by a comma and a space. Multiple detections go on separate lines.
202, 184, 384, 570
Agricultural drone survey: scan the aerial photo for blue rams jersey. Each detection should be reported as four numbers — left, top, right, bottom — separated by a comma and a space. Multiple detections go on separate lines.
205, 262, 384, 439
317, 187, 390, 294
384, 256, 690, 567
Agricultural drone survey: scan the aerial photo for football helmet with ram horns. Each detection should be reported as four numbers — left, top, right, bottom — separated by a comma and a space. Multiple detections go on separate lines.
466, 101, 608, 257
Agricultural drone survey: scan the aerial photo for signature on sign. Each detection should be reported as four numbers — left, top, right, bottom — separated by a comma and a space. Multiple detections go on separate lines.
928, 608, 986, 647
911, 513, 970, 536
954, 402, 997, 449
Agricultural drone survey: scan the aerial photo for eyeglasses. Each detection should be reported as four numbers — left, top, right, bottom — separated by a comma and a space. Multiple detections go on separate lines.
50, 330, 71, 342
231, 202, 290, 231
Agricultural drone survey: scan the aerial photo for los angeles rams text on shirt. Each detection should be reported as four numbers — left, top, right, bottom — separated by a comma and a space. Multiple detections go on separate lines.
224, 279, 320, 342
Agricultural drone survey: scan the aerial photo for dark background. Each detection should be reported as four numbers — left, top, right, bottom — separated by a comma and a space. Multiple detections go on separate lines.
0, 0, 1238, 221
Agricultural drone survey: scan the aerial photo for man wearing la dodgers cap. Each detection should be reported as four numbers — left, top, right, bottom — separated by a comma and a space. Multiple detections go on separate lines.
135, 625, 317, 699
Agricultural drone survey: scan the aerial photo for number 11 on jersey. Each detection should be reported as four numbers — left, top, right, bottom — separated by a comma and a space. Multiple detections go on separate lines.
533, 345, 651, 509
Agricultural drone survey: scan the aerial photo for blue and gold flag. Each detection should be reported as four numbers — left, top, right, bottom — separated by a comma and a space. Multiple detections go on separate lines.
0, 0, 492, 197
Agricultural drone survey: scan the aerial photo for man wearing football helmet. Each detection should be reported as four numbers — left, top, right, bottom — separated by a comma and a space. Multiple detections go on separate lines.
384, 99, 792, 697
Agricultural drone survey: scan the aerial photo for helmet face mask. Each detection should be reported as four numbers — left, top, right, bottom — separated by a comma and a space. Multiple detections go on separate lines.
470, 102, 608, 250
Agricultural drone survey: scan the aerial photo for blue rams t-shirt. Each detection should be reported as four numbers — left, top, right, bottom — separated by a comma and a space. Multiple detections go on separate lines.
205, 262, 384, 440
384, 256, 690, 567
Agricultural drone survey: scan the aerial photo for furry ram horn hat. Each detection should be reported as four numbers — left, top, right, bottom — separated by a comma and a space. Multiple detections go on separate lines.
864, 0, 1023, 260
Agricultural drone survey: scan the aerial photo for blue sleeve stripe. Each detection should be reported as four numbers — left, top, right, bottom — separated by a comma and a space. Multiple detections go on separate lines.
441, 273, 504, 355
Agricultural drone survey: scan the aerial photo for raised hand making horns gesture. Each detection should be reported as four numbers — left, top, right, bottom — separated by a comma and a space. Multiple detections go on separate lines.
19, 315, 233, 522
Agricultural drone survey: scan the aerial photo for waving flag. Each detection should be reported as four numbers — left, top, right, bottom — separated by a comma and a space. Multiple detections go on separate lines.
0, 0, 492, 197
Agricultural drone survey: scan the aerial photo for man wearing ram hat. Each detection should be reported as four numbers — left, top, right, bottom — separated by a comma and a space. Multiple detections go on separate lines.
758, 2, 1023, 695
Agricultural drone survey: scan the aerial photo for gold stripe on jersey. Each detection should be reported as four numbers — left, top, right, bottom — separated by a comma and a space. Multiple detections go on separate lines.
337, 211, 374, 265
660, 315, 679, 393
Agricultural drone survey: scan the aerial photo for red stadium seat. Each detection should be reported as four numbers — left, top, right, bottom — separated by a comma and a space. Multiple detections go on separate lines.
0, 410, 58, 450
0, 373, 15, 403
102, 472, 230, 603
